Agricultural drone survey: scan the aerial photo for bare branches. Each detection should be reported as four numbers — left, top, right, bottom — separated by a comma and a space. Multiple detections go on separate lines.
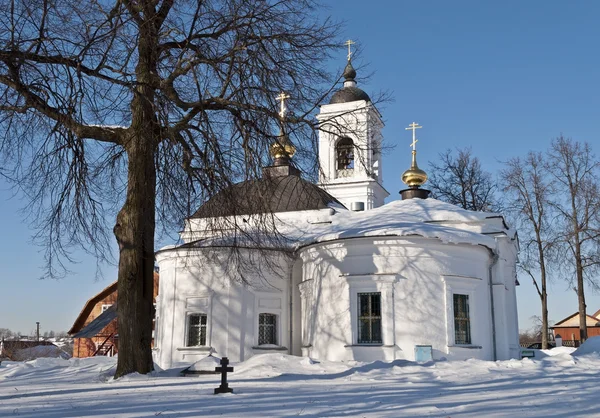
428, 148, 499, 212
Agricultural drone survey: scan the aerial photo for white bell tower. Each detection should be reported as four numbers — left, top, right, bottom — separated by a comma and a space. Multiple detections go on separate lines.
316, 43, 389, 210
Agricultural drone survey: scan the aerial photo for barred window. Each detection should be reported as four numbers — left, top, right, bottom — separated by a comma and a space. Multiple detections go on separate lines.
357, 292, 382, 344
186, 313, 207, 346
258, 313, 278, 345
453, 294, 471, 345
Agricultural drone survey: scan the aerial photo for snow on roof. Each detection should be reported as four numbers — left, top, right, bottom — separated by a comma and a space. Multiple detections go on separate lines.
164, 198, 512, 254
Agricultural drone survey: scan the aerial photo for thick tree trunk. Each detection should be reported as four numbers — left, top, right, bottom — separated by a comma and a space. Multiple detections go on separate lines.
113, 140, 156, 378
113, 15, 159, 377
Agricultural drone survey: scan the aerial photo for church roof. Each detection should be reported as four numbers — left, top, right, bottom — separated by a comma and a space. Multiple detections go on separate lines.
190, 174, 345, 219
330, 86, 371, 104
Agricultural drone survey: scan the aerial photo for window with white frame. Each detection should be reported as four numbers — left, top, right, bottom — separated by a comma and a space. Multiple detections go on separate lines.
258, 313, 278, 345
357, 292, 382, 344
453, 294, 471, 345
101, 304, 112, 313
186, 313, 207, 347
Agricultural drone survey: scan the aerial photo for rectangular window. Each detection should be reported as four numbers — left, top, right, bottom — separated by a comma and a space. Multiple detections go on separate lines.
258, 313, 278, 345
357, 292, 382, 344
186, 313, 207, 346
101, 304, 112, 313
453, 294, 471, 345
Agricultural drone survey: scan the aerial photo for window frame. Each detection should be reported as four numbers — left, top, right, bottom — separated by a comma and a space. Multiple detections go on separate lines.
441, 275, 481, 348
357, 292, 382, 344
258, 313, 278, 346
453, 293, 472, 345
185, 312, 208, 347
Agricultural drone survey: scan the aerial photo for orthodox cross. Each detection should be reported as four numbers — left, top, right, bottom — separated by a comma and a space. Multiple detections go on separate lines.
276, 92, 290, 119
214, 357, 234, 394
406, 122, 422, 151
344, 39, 355, 61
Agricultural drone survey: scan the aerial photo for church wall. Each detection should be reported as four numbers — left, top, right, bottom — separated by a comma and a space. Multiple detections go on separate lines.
299, 237, 502, 362
155, 248, 294, 368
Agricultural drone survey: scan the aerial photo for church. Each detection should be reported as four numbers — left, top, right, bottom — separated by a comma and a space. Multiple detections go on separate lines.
154, 50, 520, 369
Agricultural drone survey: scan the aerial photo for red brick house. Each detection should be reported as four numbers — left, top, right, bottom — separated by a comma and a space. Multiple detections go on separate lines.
69, 273, 159, 357
551, 309, 600, 344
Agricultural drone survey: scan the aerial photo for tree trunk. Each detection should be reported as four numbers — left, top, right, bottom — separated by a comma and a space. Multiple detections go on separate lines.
576, 254, 587, 343
113, 18, 159, 378
113, 140, 156, 378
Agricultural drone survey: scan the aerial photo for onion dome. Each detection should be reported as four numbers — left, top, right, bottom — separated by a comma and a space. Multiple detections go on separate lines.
401, 151, 428, 187
269, 128, 296, 166
330, 60, 371, 104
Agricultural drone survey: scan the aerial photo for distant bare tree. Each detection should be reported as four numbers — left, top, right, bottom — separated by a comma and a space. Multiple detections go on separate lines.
428, 148, 498, 211
500, 152, 556, 349
546, 136, 600, 342
0, 0, 349, 377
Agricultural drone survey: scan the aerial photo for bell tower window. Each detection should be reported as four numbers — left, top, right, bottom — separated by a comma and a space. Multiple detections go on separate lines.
336, 137, 354, 178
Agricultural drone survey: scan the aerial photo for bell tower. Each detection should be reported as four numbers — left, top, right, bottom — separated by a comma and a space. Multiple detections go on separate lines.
316, 41, 388, 210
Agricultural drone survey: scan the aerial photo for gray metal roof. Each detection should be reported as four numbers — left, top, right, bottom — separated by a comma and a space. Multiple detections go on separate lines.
72, 304, 117, 338
191, 174, 344, 219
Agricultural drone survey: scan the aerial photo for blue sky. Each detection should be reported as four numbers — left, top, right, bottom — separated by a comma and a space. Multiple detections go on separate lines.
1, 1, 599, 334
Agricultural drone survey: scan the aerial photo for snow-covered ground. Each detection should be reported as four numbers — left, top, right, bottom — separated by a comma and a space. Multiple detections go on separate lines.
1, 339, 600, 417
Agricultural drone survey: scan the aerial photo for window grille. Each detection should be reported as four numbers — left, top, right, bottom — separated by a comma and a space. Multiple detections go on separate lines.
187, 313, 207, 346
258, 313, 278, 345
336, 137, 355, 175
453, 294, 471, 345
357, 292, 382, 344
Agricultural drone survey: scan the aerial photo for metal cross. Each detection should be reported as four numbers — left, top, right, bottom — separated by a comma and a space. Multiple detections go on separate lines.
344, 39, 355, 61
214, 357, 234, 394
276, 91, 290, 119
405, 122, 422, 151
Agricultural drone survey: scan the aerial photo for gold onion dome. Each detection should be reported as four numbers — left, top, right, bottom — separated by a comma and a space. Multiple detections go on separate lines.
269, 128, 296, 162
402, 150, 428, 187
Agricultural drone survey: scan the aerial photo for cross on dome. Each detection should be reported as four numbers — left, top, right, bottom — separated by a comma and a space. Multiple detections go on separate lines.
276, 91, 290, 119
405, 122, 422, 151
344, 39, 355, 61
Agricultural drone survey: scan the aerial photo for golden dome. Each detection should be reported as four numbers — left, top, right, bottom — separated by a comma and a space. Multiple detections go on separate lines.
402, 150, 428, 187
269, 132, 296, 161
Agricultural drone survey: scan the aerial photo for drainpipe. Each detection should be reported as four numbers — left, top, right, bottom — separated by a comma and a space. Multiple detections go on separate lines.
488, 250, 499, 361
289, 261, 294, 353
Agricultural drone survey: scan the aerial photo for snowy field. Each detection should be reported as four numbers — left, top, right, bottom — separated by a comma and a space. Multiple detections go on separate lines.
2, 340, 600, 417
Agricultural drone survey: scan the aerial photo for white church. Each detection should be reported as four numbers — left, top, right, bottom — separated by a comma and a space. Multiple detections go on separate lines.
154, 52, 520, 369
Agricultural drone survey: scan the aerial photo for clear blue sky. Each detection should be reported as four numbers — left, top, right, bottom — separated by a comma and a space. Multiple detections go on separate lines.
1, 0, 599, 334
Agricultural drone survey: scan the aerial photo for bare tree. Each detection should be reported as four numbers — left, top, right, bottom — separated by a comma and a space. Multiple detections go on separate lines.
546, 136, 600, 342
428, 148, 498, 211
500, 152, 556, 349
0, 0, 344, 377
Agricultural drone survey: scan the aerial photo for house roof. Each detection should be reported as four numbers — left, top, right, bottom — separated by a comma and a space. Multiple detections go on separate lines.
68, 281, 117, 335
69, 272, 159, 336
72, 304, 118, 338
551, 310, 600, 328
190, 174, 344, 219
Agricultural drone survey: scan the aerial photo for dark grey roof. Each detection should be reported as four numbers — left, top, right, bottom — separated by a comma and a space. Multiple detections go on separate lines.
72, 304, 117, 338
330, 86, 371, 104
191, 175, 344, 219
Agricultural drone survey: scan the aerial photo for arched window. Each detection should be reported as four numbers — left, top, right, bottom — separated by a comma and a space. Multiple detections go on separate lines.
336, 137, 354, 177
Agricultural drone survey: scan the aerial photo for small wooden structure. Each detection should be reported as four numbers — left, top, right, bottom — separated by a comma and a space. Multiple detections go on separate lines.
69, 272, 159, 357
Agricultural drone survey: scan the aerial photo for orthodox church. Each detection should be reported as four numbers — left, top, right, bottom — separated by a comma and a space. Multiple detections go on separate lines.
154, 50, 520, 369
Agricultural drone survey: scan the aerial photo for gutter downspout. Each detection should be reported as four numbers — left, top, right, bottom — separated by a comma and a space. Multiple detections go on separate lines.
488, 249, 499, 361
289, 261, 294, 354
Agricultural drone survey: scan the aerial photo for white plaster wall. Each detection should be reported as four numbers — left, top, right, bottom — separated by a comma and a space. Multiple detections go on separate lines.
155, 249, 297, 368
298, 237, 498, 362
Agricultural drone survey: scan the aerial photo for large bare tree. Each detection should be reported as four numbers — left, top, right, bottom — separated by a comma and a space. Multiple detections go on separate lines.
500, 152, 556, 349
0, 0, 342, 377
428, 148, 499, 212
546, 136, 600, 343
